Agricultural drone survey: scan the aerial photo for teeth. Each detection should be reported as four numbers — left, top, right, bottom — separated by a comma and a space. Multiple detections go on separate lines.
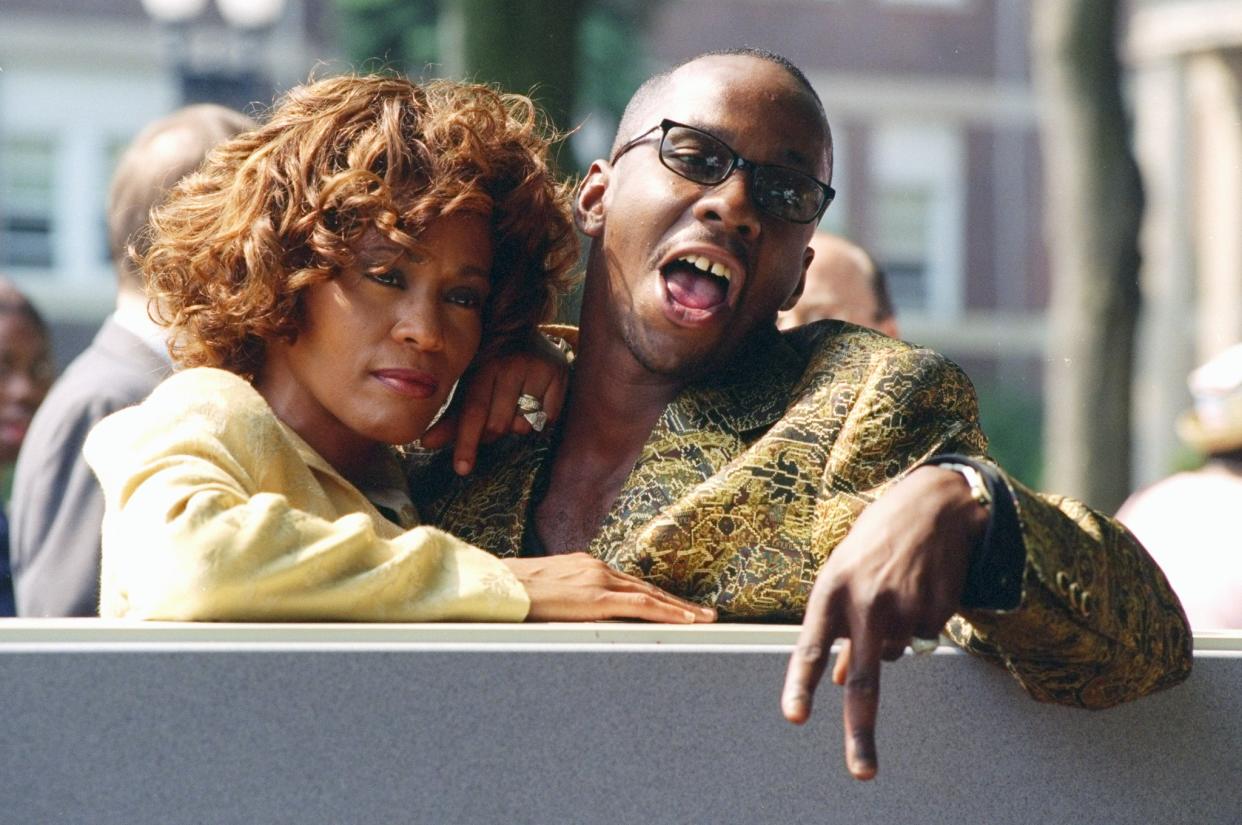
676, 255, 733, 283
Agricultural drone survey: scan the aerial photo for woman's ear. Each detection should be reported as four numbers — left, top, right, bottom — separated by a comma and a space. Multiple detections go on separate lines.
574, 161, 610, 238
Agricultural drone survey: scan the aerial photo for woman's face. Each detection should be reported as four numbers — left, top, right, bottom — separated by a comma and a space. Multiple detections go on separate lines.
258, 212, 492, 469
0, 312, 53, 463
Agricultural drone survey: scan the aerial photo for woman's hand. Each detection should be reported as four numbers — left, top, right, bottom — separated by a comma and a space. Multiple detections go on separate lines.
420, 333, 570, 475
502, 554, 717, 623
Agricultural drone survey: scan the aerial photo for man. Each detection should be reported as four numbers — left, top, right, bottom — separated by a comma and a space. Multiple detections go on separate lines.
10, 104, 255, 616
777, 231, 898, 337
414, 49, 1191, 780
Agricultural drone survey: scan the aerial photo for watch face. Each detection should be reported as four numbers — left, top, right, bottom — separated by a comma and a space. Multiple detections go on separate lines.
940, 463, 991, 507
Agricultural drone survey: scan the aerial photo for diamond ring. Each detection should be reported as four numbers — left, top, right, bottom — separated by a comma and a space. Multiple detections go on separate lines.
516, 393, 547, 432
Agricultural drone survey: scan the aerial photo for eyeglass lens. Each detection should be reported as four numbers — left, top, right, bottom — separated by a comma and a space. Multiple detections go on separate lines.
659, 124, 827, 223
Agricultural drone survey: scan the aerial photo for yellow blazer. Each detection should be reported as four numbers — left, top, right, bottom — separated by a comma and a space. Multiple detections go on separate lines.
85, 367, 529, 622
415, 322, 1191, 708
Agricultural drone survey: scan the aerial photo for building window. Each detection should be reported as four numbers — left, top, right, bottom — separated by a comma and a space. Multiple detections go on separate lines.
873, 183, 932, 308
819, 124, 848, 236
869, 121, 964, 317
0, 137, 56, 269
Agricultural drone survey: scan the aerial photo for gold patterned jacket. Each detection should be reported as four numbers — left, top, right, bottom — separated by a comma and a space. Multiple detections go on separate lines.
412, 321, 1192, 708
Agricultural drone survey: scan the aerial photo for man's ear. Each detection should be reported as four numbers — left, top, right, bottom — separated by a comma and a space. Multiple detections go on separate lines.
574, 160, 610, 238
780, 245, 814, 311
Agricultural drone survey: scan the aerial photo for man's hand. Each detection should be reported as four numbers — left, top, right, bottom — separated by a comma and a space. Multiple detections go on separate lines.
781, 465, 988, 780
420, 334, 570, 475
503, 553, 717, 623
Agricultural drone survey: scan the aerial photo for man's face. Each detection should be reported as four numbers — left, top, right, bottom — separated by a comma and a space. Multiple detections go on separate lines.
0, 311, 52, 463
577, 55, 831, 378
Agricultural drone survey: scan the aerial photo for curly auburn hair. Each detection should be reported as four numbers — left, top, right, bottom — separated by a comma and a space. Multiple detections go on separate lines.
141, 74, 578, 379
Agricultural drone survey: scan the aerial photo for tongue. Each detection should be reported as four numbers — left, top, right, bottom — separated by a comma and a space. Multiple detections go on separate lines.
665, 269, 727, 310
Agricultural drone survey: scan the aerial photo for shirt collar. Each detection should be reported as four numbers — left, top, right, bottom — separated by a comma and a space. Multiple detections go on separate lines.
111, 302, 173, 366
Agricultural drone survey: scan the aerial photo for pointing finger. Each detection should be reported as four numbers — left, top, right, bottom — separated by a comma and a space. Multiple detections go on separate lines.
842, 626, 882, 781
782, 582, 840, 724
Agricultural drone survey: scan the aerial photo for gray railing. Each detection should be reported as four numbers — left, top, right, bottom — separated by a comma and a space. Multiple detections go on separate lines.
2, 621, 1237, 824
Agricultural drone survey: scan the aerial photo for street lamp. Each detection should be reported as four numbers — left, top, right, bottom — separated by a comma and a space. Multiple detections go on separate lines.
140, 0, 209, 23
142, 0, 288, 112
216, 0, 287, 30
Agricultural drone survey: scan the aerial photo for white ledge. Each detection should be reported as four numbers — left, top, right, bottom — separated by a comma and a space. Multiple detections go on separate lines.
1, 618, 1236, 648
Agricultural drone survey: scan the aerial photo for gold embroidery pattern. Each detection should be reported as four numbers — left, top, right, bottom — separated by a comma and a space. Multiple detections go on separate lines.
414, 322, 1191, 707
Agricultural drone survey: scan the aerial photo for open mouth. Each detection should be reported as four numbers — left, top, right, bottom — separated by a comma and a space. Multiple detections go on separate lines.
661, 254, 735, 314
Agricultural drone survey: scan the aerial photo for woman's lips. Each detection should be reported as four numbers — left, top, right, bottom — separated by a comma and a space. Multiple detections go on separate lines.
372, 369, 439, 399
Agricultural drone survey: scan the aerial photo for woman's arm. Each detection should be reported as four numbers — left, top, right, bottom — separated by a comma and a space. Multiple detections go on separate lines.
86, 368, 711, 624
84, 369, 531, 622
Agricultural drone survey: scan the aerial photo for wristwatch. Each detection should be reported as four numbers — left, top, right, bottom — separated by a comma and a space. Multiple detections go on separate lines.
936, 461, 993, 509
924, 455, 1021, 610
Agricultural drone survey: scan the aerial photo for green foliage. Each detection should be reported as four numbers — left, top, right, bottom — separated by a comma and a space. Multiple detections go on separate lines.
333, 0, 655, 130
975, 380, 1044, 489
453, 0, 584, 130
1166, 444, 1206, 475
578, 1, 655, 124
333, 0, 438, 74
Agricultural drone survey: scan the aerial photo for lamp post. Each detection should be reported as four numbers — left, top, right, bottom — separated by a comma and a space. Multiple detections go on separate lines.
141, 0, 288, 112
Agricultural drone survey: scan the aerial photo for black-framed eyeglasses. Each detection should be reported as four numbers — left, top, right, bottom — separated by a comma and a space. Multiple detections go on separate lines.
610, 118, 835, 224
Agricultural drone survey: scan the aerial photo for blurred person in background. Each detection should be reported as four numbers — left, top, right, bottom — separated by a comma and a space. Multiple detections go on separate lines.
777, 231, 898, 337
10, 104, 255, 617
0, 278, 55, 615
1118, 343, 1242, 630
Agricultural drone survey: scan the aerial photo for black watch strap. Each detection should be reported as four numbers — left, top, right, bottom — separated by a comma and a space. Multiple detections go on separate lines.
924, 454, 1024, 610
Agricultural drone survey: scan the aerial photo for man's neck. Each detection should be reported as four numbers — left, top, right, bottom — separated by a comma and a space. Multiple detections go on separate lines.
113, 289, 174, 364
534, 325, 686, 555
567, 330, 684, 445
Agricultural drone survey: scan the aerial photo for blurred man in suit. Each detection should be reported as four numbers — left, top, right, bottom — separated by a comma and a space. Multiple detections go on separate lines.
10, 104, 255, 616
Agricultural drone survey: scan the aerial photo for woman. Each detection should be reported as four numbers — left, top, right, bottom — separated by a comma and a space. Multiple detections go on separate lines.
84, 74, 713, 624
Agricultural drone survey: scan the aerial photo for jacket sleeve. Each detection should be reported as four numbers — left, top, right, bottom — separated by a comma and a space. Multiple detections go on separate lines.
821, 346, 1192, 708
11, 393, 116, 616
83, 372, 529, 623
947, 476, 1192, 708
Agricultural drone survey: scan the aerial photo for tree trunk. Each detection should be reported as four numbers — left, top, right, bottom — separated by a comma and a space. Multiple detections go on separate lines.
441, 0, 584, 136
1032, 0, 1143, 512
